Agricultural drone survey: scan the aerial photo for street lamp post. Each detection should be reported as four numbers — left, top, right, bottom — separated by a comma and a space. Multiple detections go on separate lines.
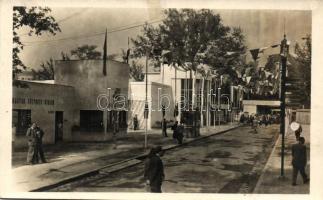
280, 34, 289, 177
217, 87, 221, 126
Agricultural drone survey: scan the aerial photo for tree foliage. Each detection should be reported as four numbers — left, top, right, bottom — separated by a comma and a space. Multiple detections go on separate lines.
131, 9, 247, 80
32, 58, 54, 80
70, 44, 102, 60
129, 61, 145, 81
294, 35, 311, 108
120, 49, 144, 81
61, 51, 70, 60
13, 7, 61, 77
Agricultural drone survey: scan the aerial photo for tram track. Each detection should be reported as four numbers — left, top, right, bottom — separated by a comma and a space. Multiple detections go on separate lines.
31, 125, 241, 192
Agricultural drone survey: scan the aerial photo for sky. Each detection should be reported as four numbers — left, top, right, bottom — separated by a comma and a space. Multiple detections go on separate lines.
17, 8, 311, 70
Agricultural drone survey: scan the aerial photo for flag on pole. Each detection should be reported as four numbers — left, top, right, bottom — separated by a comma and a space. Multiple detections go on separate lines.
103, 29, 107, 76
125, 37, 131, 64
161, 50, 171, 56
225, 51, 239, 56
250, 44, 280, 62
264, 71, 272, 78
271, 44, 280, 48
126, 48, 130, 64
246, 76, 252, 84
236, 70, 242, 78
250, 48, 260, 61
161, 50, 171, 64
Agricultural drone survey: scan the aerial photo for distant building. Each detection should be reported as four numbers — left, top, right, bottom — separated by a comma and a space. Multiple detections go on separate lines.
242, 100, 280, 115
15, 70, 34, 81
241, 53, 309, 116
128, 63, 243, 129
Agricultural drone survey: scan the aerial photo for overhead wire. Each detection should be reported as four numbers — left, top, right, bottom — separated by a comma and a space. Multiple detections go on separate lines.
18, 8, 90, 37
22, 18, 163, 46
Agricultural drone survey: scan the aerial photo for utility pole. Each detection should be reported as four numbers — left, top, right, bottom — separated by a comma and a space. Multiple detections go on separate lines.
144, 50, 149, 149
174, 66, 178, 121
280, 34, 289, 177
217, 87, 221, 126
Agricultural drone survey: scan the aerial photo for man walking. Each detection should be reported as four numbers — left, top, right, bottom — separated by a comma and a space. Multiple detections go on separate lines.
144, 146, 165, 193
133, 114, 139, 130
113, 111, 119, 149
176, 121, 184, 144
161, 118, 168, 137
26, 122, 38, 165
171, 121, 178, 143
291, 137, 309, 186
35, 125, 47, 163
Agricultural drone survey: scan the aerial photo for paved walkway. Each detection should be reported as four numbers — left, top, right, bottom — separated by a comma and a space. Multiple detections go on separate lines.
11, 123, 238, 192
253, 123, 310, 194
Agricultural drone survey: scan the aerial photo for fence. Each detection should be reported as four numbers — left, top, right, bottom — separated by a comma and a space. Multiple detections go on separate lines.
296, 109, 311, 125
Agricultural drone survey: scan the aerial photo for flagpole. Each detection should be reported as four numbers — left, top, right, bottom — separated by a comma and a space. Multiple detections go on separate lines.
103, 29, 108, 140
145, 50, 148, 149
213, 78, 216, 128
218, 87, 221, 126
161, 59, 164, 121
280, 34, 289, 178
186, 71, 189, 111
174, 66, 179, 121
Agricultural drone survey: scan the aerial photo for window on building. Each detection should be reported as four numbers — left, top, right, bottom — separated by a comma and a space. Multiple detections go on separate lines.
80, 110, 104, 132
13, 109, 31, 135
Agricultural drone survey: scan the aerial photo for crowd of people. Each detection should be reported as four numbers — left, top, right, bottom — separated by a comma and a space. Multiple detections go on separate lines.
133, 115, 186, 145
162, 118, 185, 145
239, 113, 279, 126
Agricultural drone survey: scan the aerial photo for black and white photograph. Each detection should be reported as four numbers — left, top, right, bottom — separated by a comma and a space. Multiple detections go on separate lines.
1, 0, 323, 199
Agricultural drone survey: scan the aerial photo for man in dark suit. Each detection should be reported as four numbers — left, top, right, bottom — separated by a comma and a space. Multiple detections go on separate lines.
35, 125, 47, 163
26, 123, 38, 164
171, 121, 178, 142
291, 137, 309, 186
144, 146, 165, 193
162, 118, 168, 137
176, 121, 184, 144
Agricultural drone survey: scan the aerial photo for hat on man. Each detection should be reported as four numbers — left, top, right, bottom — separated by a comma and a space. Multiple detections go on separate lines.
154, 145, 163, 153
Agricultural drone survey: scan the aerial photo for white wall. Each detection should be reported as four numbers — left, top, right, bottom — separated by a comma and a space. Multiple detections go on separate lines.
243, 105, 257, 114
242, 100, 280, 114
12, 81, 75, 147
128, 81, 174, 130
